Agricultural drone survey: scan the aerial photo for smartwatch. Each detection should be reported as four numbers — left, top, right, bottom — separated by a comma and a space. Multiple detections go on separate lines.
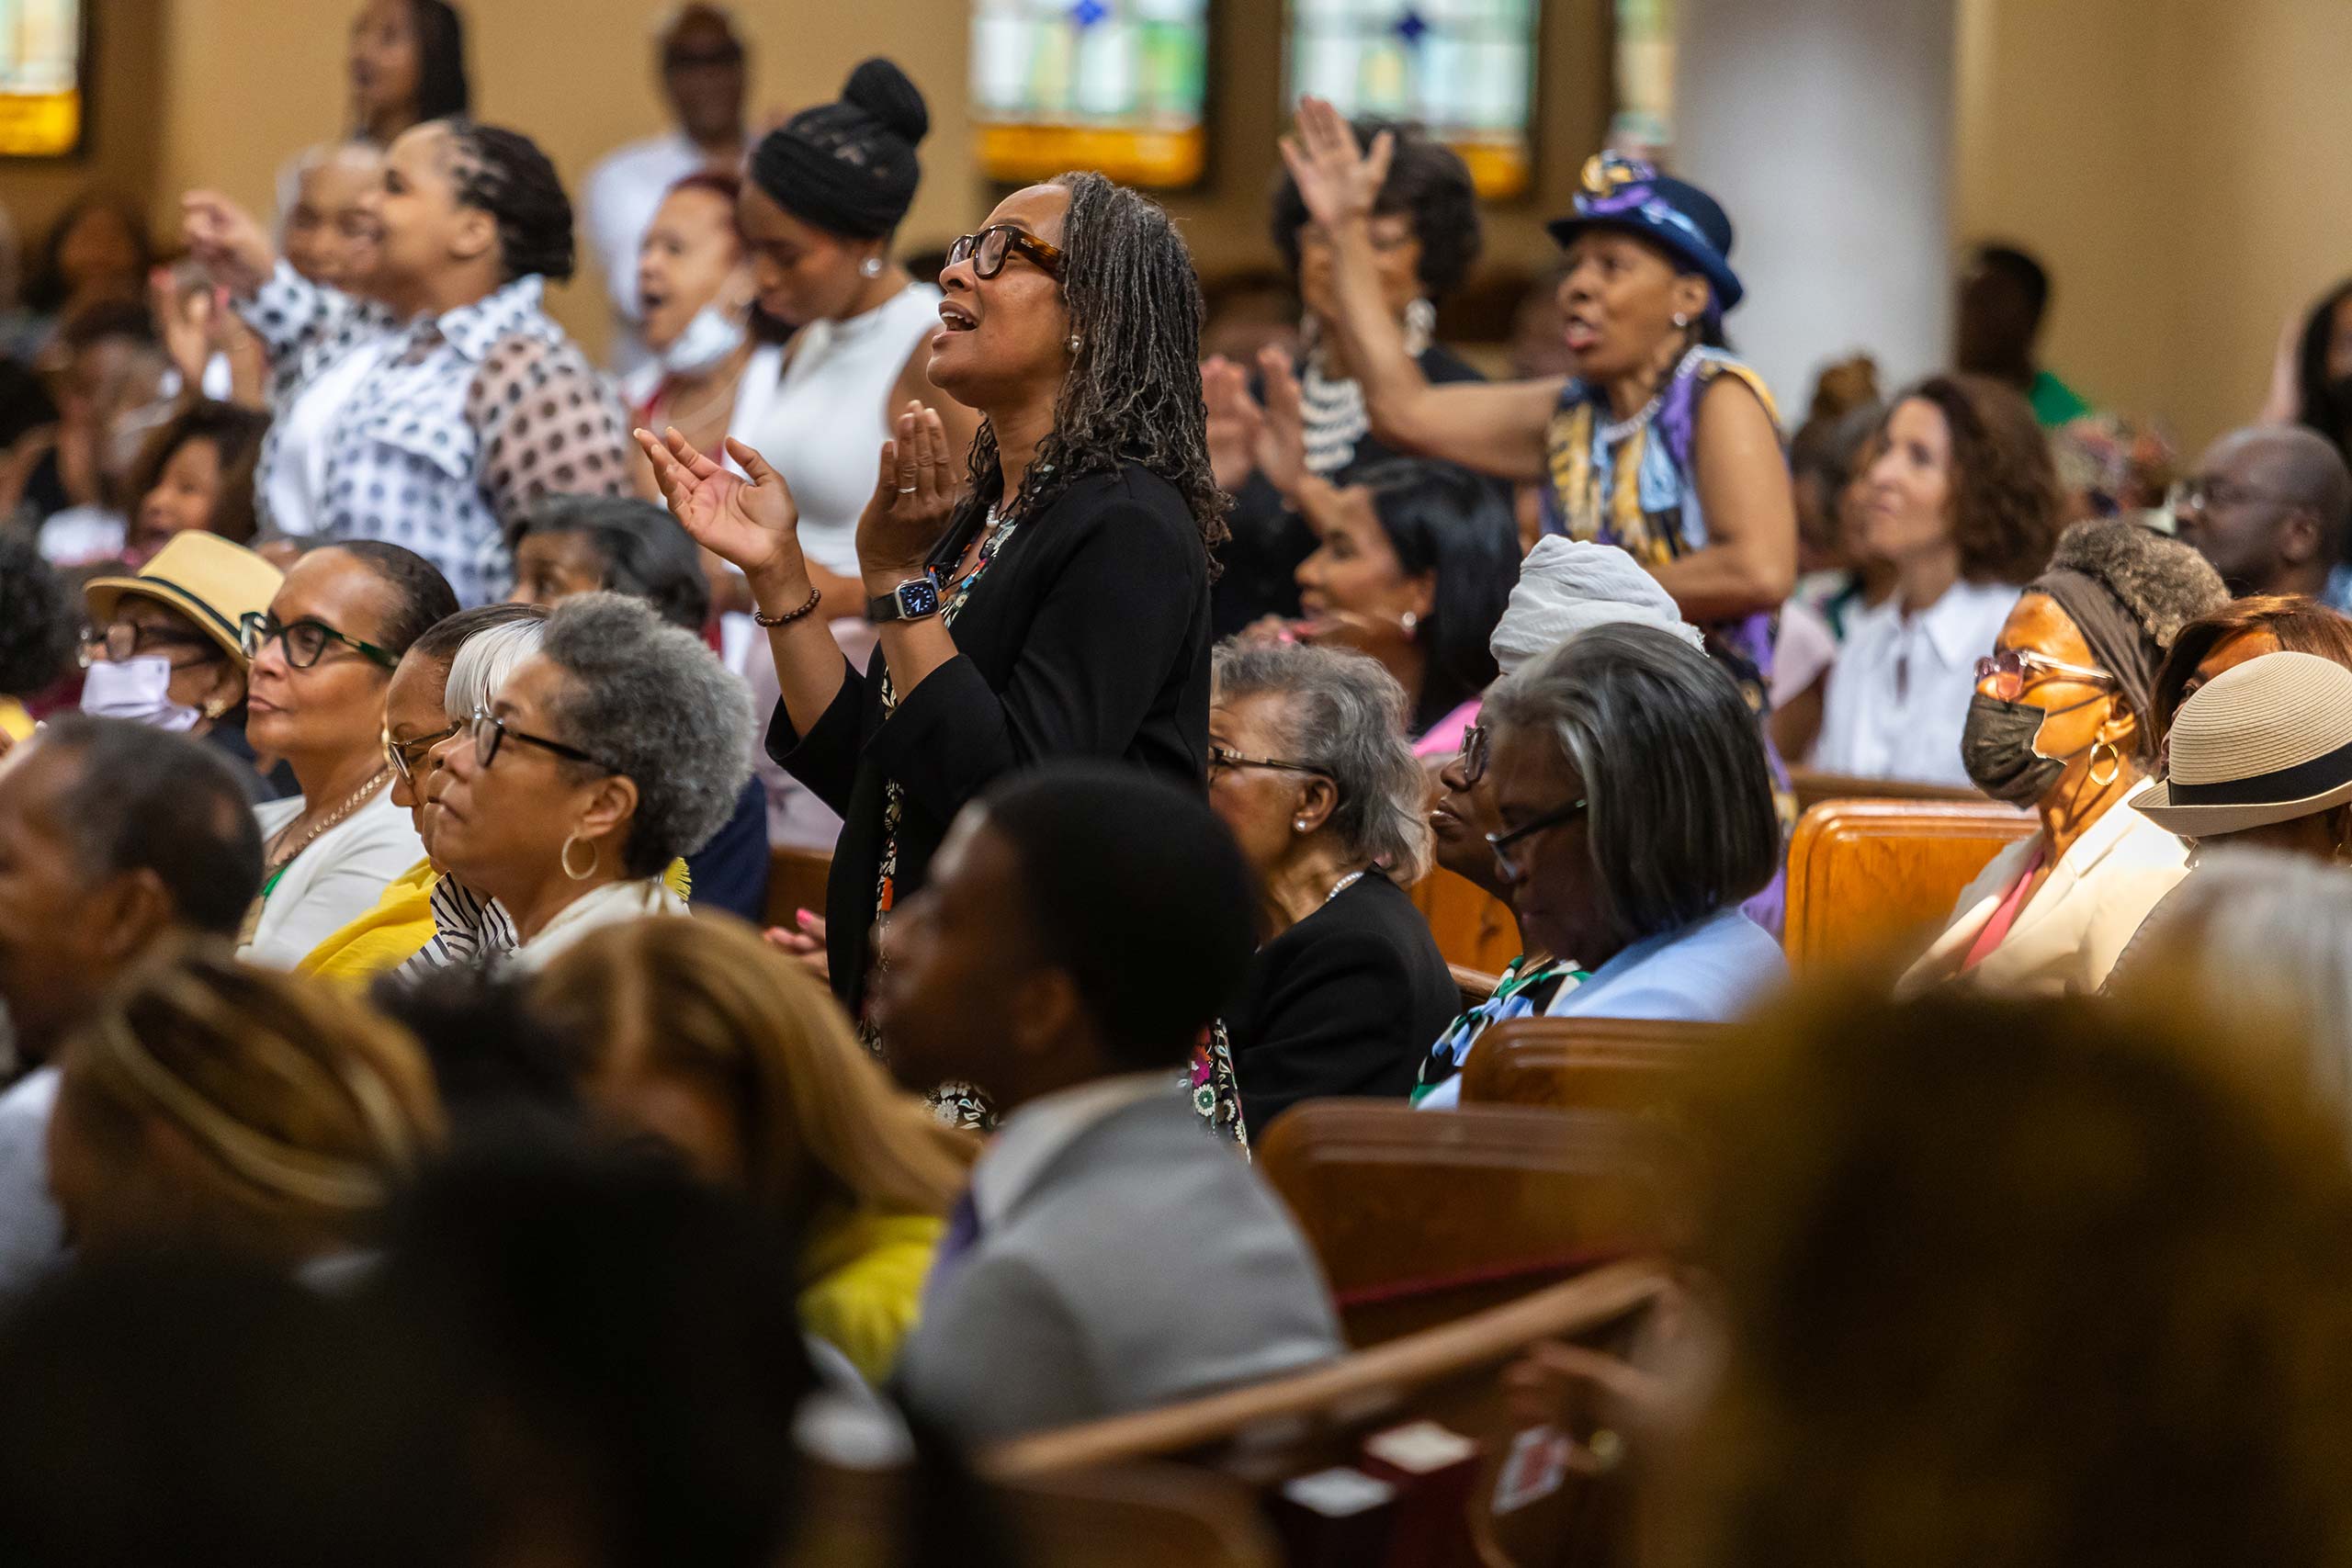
866, 575, 943, 626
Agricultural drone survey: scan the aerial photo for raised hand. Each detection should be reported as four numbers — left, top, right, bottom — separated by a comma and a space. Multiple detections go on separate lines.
1278, 96, 1394, 230
634, 426, 810, 600
855, 400, 964, 581
1202, 355, 1266, 495
179, 191, 277, 297
1256, 344, 1311, 500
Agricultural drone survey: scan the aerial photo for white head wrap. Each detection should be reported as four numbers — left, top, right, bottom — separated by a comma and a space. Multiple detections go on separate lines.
1487, 538, 1706, 676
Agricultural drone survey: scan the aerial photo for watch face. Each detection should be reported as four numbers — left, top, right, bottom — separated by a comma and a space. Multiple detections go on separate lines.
899, 581, 941, 617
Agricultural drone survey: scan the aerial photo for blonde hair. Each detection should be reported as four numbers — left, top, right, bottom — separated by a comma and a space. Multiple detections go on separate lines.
57, 945, 445, 1261
532, 916, 976, 1219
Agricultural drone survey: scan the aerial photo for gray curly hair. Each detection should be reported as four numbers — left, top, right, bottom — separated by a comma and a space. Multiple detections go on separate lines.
535, 592, 753, 877
1212, 640, 1432, 885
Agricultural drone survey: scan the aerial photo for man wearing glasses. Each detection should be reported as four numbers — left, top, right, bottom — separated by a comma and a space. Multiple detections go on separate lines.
2169, 424, 2352, 602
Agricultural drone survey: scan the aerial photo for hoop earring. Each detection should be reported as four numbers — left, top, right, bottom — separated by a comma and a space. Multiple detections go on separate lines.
2087, 738, 2121, 788
860, 255, 884, 278
560, 832, 598, 882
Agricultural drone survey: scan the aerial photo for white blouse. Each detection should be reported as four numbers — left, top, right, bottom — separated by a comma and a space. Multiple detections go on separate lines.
1813, 578, 2021, 786
242, 788, 424, 969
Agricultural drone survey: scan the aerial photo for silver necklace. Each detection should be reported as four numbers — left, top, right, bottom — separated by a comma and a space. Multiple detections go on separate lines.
1598, 344, 1703, 444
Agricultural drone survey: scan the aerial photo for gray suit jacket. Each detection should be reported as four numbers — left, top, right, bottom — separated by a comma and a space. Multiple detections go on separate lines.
895, 1093, 1344, 1442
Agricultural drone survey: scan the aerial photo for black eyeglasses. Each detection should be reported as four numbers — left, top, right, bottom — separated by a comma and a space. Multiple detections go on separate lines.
383, 720, 462, 786
945, 224, 1065, 282
1208, 744, 1334, 782
1457, 724, 1491, 787
468, 708, 611, 773
239, 611, 398, 671
80, 622, 223, 669
1487, 798, 1589, 881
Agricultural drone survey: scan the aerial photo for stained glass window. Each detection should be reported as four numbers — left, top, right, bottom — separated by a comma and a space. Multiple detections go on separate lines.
0, 0, 82, 158
1285, 0, 1537, 198
970, 0, 1209, 189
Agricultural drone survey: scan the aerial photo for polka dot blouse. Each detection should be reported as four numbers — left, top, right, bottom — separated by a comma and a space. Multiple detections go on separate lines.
242, 262, 632, 604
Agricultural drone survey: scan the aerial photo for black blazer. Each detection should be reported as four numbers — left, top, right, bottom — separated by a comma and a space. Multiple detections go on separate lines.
1227, 870, 1460, 1136
772, 464, 1213, 1017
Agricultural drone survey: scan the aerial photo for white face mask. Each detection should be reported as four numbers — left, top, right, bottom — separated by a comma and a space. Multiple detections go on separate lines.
80, 656, 203, 733
659, 301, 748, 377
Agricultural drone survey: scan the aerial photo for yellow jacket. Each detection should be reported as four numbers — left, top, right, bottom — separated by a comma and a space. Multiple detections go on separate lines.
0, 697, 33, 742
300, 857, 695, 984
798, 1204, 945, 1385
299, 858, 438, 983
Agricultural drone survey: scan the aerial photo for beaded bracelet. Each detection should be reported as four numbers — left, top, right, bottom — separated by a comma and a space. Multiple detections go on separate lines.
752, 584, 824, 627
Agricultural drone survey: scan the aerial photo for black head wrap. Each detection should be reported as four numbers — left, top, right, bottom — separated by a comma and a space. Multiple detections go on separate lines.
748, 58, 928, 241
2029, 518, 2228, 759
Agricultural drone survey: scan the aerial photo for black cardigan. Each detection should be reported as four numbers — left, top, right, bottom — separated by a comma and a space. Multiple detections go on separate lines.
1226, 870, 1461, 1136
771, 464, 1213, 1017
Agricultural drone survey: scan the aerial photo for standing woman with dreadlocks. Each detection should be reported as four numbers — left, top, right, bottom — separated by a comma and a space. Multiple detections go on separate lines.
183, 120, 632, 604
641, 173, 1226, 1096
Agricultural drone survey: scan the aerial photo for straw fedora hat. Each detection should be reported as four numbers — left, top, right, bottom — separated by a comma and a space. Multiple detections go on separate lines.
2137, 650, 2352, 837
82, 533, 283, 666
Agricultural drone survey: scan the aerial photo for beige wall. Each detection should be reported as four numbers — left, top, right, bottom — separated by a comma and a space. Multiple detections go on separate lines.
1958, 0, 2352, 452
127, 0, 1608, 360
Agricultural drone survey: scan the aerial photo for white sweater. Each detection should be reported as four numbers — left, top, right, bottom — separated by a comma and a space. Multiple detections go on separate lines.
241, 788, 424, 970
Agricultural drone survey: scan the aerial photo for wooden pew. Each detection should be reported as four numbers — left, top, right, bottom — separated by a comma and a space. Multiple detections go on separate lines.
763, 846, 833, 932
1783, 798, 2036, 971
1411, 866, 1523, 977
989, 1260, 1671, 1568
1787, 766, 1989, 820
1458, 1016, 1725, 1116
788, 1456, 1281, 1568
1256, 1101, 1679, 1346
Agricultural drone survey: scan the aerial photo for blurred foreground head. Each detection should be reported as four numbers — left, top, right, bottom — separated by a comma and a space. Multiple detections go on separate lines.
1663, 984, 2352, 1568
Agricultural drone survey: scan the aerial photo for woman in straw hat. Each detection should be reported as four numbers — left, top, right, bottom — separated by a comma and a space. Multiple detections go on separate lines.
77, 531, 291, 799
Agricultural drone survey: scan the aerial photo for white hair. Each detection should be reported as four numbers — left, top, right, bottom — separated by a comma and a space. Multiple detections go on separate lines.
2125, 846, 2352, 1150
442, 619, 546, 722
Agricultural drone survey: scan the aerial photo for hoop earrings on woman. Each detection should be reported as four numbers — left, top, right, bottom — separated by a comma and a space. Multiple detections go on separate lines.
560, 831, 598, 882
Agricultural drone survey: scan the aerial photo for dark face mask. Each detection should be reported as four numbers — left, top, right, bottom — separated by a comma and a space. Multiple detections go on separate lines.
1961, 691, 2102, 805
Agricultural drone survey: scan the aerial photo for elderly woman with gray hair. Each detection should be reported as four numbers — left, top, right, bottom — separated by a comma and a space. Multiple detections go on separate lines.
430, 592, 753, 970
1211, 640, 1458, 1134
1419, 622, 1784, 1109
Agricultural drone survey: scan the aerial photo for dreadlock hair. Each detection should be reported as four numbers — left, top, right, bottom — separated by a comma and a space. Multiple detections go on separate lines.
956, 171, 1228, 570
440, 120, 576, 284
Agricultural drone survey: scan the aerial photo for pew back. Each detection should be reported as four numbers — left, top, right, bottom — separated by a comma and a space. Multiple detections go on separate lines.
1459, 1016, 1724, 1116
1784, 798, 2036, 970
1257, 1101, 1679, 1345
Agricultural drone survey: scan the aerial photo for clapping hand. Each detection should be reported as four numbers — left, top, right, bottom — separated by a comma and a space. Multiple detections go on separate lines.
1279, 96, 1394, 231
635, 426, 813, 602
856, 400, 964, 581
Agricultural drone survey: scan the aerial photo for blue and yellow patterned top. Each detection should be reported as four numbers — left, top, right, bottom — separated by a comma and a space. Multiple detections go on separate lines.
1540, 345, 1781, 710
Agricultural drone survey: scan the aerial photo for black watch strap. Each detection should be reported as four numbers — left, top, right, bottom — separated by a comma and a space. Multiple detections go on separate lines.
866, 576, 943, 625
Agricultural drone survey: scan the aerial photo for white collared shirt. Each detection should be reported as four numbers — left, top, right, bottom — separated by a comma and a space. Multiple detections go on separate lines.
969, 1073, 1179, 1232
1813, 578, 2022, 786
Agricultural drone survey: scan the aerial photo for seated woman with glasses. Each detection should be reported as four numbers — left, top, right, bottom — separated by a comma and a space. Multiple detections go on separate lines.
427, 592, 752, 971
1208, 640, 1456, 1137
1413, 538, 1711, 1105
239, 541, 458, 967
75, 531, 292, 799
1419, 622, 1784, 1110
1903, 519, 2229, 997
294, 602, 546, 982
